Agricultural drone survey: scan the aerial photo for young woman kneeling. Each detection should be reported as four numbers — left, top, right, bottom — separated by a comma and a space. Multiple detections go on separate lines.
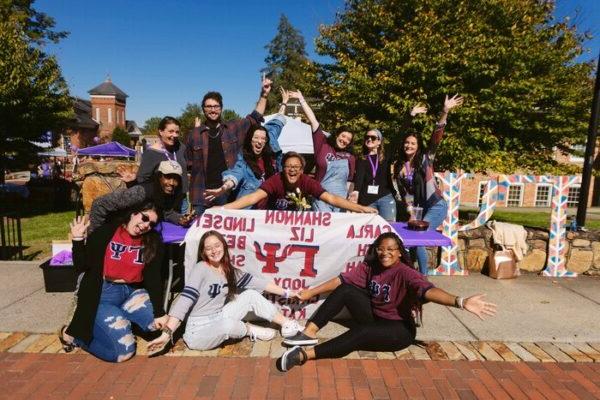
276, 232, 497, 371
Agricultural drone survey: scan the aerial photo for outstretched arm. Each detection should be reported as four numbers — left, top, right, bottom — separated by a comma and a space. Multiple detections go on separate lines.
297, 276, 342, 301
437, 94, 463, 125
255, 76, 272, 115
319, 192, 377, 213
424, 288, 497, 320
289, 90, 319, 131
223, 189, 268, 210
278, 87, 289, 115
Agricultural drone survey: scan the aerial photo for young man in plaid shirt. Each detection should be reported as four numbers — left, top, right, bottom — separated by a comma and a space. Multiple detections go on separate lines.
186, 78, 272, 215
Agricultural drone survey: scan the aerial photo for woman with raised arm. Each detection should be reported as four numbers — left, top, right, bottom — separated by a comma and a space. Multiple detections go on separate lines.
290, 90, 356, 212
204, 88, 290, 208
276, 232, 496, 372
349, 128, 396, 221
59, 202, 166, 363
392, 95, 463, 274
146, 230, 302, 355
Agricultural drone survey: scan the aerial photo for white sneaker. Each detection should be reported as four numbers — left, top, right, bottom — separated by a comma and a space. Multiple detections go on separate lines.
247, 324, 276, 341
281, 319, 305, 338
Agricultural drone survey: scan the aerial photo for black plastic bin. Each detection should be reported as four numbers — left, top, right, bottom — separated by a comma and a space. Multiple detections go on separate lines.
40, 260, 77, 292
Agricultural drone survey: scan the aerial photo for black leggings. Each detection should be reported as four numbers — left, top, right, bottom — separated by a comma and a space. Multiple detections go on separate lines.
310, 283, 416, 359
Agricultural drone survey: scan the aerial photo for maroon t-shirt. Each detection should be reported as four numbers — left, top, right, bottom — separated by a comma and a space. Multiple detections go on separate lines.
340, 261, 435, 321
259, 173, 326, 211
313, 126, 356, 182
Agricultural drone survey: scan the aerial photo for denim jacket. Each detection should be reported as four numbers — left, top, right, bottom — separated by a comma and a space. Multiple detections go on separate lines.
222, 115, 286, 208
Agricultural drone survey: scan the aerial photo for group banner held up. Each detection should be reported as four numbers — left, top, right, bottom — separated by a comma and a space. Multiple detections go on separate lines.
184, 209, 394, 319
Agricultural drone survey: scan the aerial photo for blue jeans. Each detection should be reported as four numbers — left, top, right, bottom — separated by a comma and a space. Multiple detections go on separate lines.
368, 193, 397, 222
74, 281, 156, 362
413, 199, 448, 275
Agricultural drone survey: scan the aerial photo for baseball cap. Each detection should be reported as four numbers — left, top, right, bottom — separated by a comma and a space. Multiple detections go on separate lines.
157, 161, 182, 176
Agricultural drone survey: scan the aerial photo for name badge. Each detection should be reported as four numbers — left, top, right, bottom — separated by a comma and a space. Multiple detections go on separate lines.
367, 185, 379, 195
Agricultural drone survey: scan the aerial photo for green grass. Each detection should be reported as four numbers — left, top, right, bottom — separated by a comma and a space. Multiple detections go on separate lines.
20, 211, 75, 260
460, 209, 600, 230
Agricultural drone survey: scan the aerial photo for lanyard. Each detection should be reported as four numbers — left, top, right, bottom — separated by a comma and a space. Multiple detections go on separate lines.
404, 162, 413, 184
160, 142, 176, 162
367, 154, 379, 183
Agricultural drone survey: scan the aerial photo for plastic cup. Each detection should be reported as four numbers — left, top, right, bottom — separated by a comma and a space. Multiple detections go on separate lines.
411, 206, 423, 221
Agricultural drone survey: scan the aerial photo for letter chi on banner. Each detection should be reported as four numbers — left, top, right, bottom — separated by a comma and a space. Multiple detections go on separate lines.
433, 172, 580, 278
184, 209, 394, 319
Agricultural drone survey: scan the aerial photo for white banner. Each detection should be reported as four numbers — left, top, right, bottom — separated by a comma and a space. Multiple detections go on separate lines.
184, 209, 394, 319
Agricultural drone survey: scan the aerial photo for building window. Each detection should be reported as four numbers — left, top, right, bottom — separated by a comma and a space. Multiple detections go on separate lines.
506, 184, 524, 207
95, 107, 100, 121
108, 108, 112, 123
477, 181, 488, 207
567, 185, 581, 208
116, 109, 120, 123
121, 110, 125, 123
534, 184, 552, 207
570, 144, 585, 163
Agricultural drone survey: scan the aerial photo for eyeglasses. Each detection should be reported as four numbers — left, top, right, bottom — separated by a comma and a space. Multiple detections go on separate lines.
284, 165, 302, 170
365, 136, 380, 142
140, 212, 157, 228
203, 105, 221, 110
375, 247, 399, 254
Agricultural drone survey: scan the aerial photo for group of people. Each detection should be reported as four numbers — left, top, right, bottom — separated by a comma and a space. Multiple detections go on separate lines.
58, 78, 495, 368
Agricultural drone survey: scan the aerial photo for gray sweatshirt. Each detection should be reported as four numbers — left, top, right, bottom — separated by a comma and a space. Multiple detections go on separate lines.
169, 262, 269, 321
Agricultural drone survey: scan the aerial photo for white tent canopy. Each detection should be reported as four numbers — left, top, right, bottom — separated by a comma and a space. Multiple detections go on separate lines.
264, 114, 313, 154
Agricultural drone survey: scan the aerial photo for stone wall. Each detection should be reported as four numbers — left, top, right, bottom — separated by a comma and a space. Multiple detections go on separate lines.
422, 227, 600, 275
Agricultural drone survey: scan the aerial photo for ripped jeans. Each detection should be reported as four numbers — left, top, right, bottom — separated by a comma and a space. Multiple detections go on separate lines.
74, 281, 156, 362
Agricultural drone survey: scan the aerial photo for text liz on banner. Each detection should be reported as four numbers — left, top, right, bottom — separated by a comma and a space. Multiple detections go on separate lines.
184, 209, 393, 319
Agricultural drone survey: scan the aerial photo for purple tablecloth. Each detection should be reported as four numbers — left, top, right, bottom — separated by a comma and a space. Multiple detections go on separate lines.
160, 221, 451, 247
158, 222, 189, 244
391, 222, 451, 247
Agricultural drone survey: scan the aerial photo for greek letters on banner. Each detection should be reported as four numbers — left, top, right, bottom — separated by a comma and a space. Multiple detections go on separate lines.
184, 209, 394, 320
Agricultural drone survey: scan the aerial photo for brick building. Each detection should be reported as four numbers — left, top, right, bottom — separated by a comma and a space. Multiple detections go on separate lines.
457, 144, 598, 208
64, 78, 140, 150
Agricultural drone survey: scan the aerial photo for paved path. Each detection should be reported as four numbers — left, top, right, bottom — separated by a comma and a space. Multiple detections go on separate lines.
2, 352, 600, 400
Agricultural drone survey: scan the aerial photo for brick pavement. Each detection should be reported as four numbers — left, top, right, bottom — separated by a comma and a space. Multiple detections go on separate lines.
2, 352, 600, 399
2, 331, 600, 399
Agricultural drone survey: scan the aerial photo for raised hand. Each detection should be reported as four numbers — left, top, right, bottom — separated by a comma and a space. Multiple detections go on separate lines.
116, 165, 136, 183
463, 294, 497, 320
261, 76, 273, 97
280, 87, 290, 104
410, 104, 428, 116
69, 216, 89, 239
194, 117, 201, 127
288, 90, 305, 103
443, 94, 464, 113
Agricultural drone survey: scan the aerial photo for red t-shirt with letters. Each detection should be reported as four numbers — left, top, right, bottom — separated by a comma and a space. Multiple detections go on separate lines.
103, 226, 145, 283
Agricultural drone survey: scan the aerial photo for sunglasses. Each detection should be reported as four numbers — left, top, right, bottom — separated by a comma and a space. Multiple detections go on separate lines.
140, 212, 157, 228
365, 135, 380, 142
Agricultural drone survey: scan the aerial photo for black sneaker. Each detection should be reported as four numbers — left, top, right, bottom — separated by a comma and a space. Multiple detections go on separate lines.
282, 331, 318, 346
276, 346, 306, 372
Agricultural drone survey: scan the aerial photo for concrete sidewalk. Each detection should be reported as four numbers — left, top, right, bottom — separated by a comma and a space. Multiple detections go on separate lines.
1, 261, 599, 343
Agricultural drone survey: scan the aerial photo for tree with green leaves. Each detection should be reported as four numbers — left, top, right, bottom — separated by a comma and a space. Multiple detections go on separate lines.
263, 14, 318, 113
0, 1, 72, 184
142, 116, 162, 136
315, 0, 594, 174
112, 127, 131, 147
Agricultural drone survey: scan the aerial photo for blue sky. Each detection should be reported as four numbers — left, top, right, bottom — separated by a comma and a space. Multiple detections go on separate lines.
37, 0, 599, 127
